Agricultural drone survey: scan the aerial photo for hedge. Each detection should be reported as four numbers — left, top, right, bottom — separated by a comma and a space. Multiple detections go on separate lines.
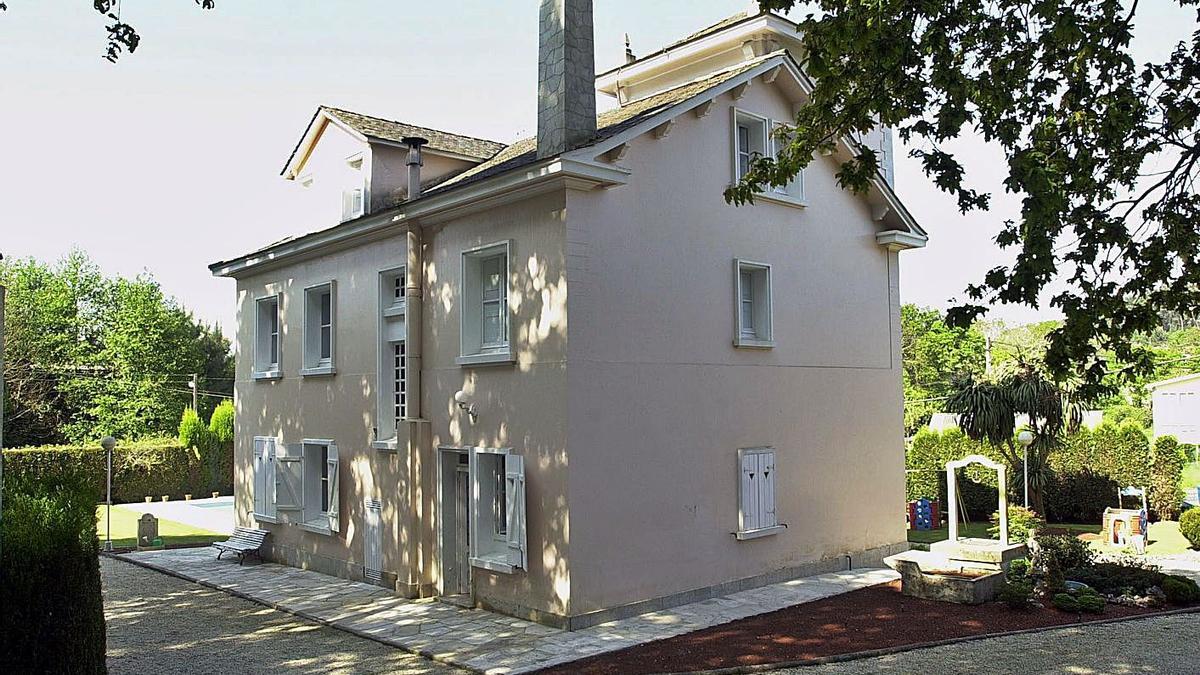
1, 467, 107, 672
2, 438, 233, 504
907, 422, 1187, 523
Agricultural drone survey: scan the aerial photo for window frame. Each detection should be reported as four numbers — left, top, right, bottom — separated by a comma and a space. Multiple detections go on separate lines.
733, 259, 774, 349
298, 438, 339, 536
374, 266, 408, 449
253, 294, 283, 380
468, 447, 526, 574
730, 107, 807, 208
302, 281, 337, 376
457, 241, 514, 367
735, 446, 785, 540
341, 152, 367, 221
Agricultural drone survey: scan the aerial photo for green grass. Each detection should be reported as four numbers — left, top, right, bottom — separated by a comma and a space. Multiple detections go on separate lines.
95, 505, 224, 549
907, 521, 1101, 545
1181, 462, 1200, 492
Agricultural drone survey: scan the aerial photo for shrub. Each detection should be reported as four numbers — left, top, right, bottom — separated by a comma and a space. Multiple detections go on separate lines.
1, 469, 107, 672
1150, 436, 1187, 520
1066, 562, 1164, 596
208, 400, 235, 444
999, 580, 1034, 609
1035, 533, 1095, 571
2, 440, 233, 503
990, 506, 1044, 542
1162, 575, 1200, 606
178, 407, 208, 449
1180, 508, 1200, 550
1006, 558, 1032, 583
1043, 470, 1118, 523
1053, 588, 1105, 614
1102, 404, 1151, 428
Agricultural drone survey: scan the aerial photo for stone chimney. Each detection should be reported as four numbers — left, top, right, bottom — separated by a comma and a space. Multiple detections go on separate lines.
537, 0, 596, 159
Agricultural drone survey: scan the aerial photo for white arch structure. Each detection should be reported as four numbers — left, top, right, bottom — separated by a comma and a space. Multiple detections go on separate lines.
946, 454, 1009, 546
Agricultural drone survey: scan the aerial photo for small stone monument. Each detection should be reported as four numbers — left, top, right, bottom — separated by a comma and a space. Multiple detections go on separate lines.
137, 513, 161, 550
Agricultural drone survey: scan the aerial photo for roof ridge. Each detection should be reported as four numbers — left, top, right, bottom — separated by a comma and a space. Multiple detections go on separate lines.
321, 105, 506, 149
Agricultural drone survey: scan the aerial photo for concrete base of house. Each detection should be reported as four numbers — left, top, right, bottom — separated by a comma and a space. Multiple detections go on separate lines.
478, 540, 911, 630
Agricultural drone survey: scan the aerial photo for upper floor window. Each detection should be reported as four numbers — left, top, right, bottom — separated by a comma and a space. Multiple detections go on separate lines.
254, 295, 282, 378
734, 259, 773, 349
377, 267, 407, 443
303, 282, 336, 376
458, 241, 513, 366
342, 154, 366, 221
732, 110, 805, 203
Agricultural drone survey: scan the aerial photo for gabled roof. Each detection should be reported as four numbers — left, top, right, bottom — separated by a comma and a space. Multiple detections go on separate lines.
281, 106, 506, 178
1146, 372, 1200, 391
429, 55, 774, 196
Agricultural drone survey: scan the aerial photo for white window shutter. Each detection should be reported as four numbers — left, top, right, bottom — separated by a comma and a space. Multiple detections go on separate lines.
760, 452, 777, 528
264, 439, 277, 520
326, 444, 340, 532
253, 438, 266, 518
275, 443, 304, 511
740, 453, 759, 531
505, 454, 527, 570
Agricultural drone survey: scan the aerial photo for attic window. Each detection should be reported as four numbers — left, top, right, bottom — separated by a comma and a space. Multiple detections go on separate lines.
347, 155, 364, 171
300, 175, 314, 189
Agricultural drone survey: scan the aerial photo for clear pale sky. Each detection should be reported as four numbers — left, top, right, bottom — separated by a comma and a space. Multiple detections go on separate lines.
0, 1, 1191, 335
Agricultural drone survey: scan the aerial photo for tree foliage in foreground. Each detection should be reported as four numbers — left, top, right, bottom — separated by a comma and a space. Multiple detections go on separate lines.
737, 1, 1200, 396
0, 1, 214, 62
1, 251, 233, 446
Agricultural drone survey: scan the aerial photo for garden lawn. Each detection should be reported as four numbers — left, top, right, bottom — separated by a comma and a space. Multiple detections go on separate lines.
95, 504, 224, 549
1090, 520, 1194, 557
908, 521, 1100, 545
1182, 462, 1200, 492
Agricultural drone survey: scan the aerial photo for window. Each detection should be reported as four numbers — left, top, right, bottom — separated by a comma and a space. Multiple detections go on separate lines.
275, 440, 340, 535
470, 449, 526, 573
254, 295, 282, 378
377, 267, 408, 444
458, 241, 513, 366
252, 437, 277, 522
732, 110, 805, 204
300, 174, 314, 189
734, 260, 773, 348
342, 155, 366, 221
302, 282, 336, 375
736, 447, 783, 540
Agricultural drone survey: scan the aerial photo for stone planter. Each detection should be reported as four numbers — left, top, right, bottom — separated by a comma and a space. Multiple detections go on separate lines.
184, 494, 192, 501
160, 495, 170, 502
211, 491, 220, 499
886, 551, 1005, 605
144, 496, 153, 503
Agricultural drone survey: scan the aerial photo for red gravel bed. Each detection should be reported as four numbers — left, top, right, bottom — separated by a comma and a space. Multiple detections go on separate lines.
536, 581, 1162, 675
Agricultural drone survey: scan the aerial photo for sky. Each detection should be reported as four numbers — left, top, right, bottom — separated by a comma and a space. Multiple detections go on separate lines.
0, 0, 1194, 336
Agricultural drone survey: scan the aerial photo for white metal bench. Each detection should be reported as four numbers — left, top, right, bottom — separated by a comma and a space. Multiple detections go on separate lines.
212, 527, 269, 565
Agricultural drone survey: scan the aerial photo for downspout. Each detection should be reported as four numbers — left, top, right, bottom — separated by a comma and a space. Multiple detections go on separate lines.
402, 137, 429, 596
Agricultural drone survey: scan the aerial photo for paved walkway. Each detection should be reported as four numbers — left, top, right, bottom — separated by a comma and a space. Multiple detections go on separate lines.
102, 556, 463, 674
120, 548, 898, 674
793, 612, 1200, 674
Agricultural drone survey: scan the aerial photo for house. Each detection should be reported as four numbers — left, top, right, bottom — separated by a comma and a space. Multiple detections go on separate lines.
1147, 373, 1200, 444
209, 0, 926, 630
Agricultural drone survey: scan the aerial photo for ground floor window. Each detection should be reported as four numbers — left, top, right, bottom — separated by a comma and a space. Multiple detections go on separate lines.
469, 450, 526, 573
274, 440, 340, 535
736, 447, 784, 540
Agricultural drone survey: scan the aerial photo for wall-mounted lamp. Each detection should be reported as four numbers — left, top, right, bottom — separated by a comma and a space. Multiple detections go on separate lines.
454, 390, 478, 424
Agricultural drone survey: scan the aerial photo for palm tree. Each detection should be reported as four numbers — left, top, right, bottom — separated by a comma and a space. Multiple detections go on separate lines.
946, 363, 1085, 515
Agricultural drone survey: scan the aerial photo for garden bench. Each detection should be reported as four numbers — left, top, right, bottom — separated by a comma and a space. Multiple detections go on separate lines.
212, 527, 269, 565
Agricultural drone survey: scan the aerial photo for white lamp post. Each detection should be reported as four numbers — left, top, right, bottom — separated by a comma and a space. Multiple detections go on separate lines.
101, 436, 116, 552
1017, 430, 1035, 509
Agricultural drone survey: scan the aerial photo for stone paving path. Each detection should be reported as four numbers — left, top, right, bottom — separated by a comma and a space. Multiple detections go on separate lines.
120, 547, 898, 674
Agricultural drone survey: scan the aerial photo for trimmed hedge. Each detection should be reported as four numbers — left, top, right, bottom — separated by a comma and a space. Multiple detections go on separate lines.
2, 438, 233, 504
907, 423, 1186, 522
1, 468, 107, 672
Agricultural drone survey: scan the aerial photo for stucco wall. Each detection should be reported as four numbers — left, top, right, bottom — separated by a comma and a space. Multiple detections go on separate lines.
563, 80, 908, 614
369, 143, 476, 211
289, 122, 370, 229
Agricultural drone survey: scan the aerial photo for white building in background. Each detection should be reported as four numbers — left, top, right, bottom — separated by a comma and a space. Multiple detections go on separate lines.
1147, 373, 1200, 444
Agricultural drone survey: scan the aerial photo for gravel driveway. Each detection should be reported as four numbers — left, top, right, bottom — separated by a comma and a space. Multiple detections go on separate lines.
790, 612, 1200, 674
102, 556, 465, 675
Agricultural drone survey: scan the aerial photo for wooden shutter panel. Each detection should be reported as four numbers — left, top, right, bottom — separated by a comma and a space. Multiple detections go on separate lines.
264, 439, 277, 520
253, 438, 266, 517
326, 444, 340, 532
740, 452, 759, 531
760, 451, 777, 528
505, 454, 527, 570
275, 443, 304, 511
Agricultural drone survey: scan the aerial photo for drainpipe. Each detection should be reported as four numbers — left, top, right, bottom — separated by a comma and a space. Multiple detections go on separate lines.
402, 136, 428, 201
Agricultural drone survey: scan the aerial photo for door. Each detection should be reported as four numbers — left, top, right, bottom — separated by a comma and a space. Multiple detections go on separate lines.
454, 455, 471, 593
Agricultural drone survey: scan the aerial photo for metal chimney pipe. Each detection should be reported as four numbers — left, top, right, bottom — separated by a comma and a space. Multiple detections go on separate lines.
402, 136, 429, 200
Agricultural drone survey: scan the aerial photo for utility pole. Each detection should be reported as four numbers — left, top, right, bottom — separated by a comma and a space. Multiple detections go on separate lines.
189, 373, 198, 411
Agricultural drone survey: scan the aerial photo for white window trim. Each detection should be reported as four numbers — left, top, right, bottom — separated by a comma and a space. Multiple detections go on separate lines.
298, 438, 338, 537
376, 266, 409, 444
301, 281, 337, 377
734, 259, 774, 349
341, 152, 369, 221
735, 446, 786, 540
731, 107, 807, 209
253, 294, 283, 380
468, 446, 526, 574
457, 240, 515, 367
